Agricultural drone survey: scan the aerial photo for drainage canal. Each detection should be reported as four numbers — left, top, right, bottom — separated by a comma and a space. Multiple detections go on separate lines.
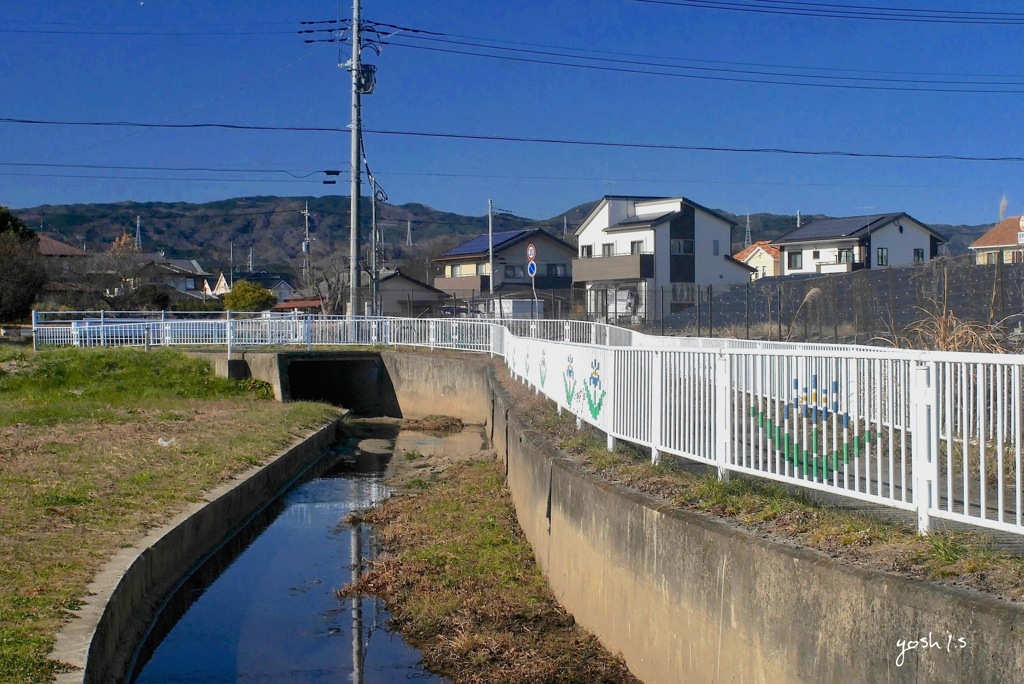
131, 422, 484, 683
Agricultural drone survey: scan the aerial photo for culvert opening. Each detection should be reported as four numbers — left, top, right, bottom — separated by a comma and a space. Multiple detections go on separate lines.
286, 357, 402, 417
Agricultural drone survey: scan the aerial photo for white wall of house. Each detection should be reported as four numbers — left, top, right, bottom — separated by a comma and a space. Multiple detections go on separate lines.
781, 241, 862, 275
870, 219, 932, 267
694, 212, 748, 286
635, 198, 682, 216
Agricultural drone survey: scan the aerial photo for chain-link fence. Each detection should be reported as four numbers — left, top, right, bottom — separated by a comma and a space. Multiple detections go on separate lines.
440, 256, 1024, 350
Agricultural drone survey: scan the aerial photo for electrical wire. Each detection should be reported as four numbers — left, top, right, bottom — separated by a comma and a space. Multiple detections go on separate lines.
0, 161, 339, 177
630, 0, 1024, 25
4, 117, 1024, 162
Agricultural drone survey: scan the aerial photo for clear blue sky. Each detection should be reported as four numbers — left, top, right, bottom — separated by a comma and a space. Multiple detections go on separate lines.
3, 0, 1024, 226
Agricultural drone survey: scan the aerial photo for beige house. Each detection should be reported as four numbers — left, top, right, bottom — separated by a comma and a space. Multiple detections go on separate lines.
434, 228, 575, 298
733, 240, 780, 280
969, 216, 1024, 264
378, 269, 447, 316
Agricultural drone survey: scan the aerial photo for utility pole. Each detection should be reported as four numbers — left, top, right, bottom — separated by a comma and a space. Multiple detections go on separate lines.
135, 215, 142, 251
406, 220, 412, 246
301, 201, 312, 285
347, 0, 363, 317
744, 214, 751, 249
488, 199, 494, 297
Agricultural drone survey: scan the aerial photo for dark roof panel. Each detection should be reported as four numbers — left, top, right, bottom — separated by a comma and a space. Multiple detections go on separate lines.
438, 230, 527, 258
773, 214, 901, 243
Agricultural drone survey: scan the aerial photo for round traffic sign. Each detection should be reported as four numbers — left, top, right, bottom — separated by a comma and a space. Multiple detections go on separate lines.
526, 243, 537, 260
527, 260, 538, 278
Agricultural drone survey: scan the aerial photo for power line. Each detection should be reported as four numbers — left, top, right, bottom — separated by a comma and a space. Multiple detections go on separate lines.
0, 171, 327, 183
385, 33, 1024, 88
4, 117, 1024, 162
369, 38, 1024, 93
630, 0, 1024, 25
0, 161, 341, 177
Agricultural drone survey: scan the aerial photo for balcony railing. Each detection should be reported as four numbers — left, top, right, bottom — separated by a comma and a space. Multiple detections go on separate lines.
572, 253, 655, 283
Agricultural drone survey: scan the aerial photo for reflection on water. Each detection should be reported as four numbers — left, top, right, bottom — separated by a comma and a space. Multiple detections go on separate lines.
132, 446, 448, 684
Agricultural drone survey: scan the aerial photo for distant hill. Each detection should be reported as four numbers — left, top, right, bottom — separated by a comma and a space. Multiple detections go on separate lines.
715, 210, 991, 257
15, 196, 991, 283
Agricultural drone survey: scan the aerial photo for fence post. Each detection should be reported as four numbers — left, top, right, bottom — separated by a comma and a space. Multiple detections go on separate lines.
31, 310, 38, 350
162, 310, 169, 346
306, 314, 313, 351
912, 360, 938, 534
429, 320, 436, 350
226, 310, 233, 360
651, 350, 663, 464
715, 351, 731, 481
100, 309, 106, 347
606, 348, 617, 452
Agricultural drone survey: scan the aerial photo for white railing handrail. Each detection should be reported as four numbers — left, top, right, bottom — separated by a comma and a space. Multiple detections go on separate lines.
31, 310, 1024, 538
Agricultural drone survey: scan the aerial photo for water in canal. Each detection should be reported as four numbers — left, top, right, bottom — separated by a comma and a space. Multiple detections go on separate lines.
131, 425, 472, 683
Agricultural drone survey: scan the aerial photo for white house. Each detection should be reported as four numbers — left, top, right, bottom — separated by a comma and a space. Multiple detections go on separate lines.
773, 213, 946, 276
572, 195, 753, 322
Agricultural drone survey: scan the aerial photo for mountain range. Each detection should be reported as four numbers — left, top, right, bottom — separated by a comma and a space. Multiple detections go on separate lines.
14, 196, 993, 283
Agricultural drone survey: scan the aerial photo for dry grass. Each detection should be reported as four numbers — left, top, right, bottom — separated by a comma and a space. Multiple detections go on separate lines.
339, 459, 638, 684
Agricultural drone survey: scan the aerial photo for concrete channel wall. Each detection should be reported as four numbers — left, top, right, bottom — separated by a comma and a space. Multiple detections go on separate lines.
51, 420, 340, 684
60, 351, 1023, 683
487, 367, 1024, 684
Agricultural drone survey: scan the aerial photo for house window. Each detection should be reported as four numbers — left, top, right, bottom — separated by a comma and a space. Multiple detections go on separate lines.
630, 240, 644, 255
838, 248, 853, 264
913, 248, 924, 263
987, 252, 996, 265
788, 251, 803, 270
877, 247, 889, 267
451, 264, 462, 277
601, 243, 614, 257
504, 265, 524, 278
547, 263, 566, 277
713, 239, 720, 256
812, 250, 820, 259
671, 239, 694, 255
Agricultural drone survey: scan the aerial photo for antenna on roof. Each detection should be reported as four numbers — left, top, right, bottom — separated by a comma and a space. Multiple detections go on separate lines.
744, 214, 751, 249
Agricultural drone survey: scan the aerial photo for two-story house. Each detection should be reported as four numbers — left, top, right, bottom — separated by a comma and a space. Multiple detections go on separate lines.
968, 215, 1024, 265
433, 228, 575, 298
572, 195, 753, 321
773, 213, 946, 276
734, 240, 781, 280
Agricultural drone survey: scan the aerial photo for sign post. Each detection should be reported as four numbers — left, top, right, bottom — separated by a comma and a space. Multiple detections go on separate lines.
527, 243, 538, 319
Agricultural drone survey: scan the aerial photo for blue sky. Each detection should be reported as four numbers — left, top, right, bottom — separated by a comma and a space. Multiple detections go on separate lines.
3, 0, 1024, 226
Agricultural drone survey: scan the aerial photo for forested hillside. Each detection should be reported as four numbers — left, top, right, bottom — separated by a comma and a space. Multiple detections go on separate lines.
14, 196, 989, 285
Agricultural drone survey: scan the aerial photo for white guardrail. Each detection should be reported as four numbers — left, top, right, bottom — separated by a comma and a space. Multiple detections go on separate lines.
32, 310, 1024, 537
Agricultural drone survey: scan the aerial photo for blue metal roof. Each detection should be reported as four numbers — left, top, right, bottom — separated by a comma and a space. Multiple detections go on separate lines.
437, 230, 529, 258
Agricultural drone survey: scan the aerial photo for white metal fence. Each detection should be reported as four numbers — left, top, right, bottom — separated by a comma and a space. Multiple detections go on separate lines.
32, 311, 1024, 537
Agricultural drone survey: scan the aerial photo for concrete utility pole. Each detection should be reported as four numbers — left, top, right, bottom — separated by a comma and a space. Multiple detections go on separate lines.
301, 201, 312, 285
135, 215, 142, 251
348, 0, 362, 317
488, 199, 494, 297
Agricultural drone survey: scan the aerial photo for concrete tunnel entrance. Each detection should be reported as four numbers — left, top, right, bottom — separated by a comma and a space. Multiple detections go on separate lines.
283, 354, 403, 417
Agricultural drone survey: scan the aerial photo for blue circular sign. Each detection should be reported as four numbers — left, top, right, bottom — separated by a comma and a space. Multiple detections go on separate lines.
527, 260, 538, 278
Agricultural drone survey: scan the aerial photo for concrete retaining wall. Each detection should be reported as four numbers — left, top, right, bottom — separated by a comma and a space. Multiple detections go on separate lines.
488, 366, 1024, 684
51, 420, 340, 684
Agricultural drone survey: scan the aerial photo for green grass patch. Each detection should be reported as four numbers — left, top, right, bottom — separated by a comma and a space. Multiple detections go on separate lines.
0, 347, 340, 683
